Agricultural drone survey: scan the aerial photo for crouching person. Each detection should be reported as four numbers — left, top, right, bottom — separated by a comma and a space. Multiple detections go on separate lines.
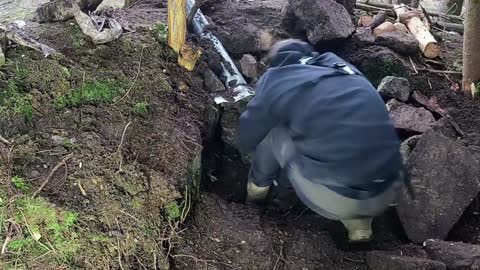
235, 39, 407, 242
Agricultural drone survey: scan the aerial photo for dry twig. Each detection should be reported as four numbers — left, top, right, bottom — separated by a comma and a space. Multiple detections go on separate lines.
172, 254, 233, 268
0, 134, 12, 145
409, 57, 419, 74
416, 68, 462, 74
344, 257, 366, 263
116, 121, 131, 173
32, 153, 73, 198
114, 47, 145, 104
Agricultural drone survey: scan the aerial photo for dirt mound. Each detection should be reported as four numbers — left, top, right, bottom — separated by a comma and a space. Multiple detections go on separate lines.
0, 2, 207, 269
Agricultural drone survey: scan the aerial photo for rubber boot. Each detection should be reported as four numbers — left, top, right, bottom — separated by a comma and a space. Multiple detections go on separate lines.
341, 218, 373, 243
246, 182, 270, 203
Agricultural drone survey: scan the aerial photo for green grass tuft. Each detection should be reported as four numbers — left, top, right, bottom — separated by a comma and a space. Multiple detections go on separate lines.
12, 176, 30, 193
8, 197, 80, 265
0, 80, 34, 121
165, 202, 181, 221
55, 81, 123, 109
133, 102, 149, 115
153, 22, 168, 41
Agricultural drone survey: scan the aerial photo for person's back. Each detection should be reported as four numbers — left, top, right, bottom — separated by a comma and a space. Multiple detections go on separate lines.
236, 40, 405, 242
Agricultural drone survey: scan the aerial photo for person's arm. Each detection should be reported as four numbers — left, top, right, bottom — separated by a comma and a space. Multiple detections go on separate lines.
235, 76, 278, 154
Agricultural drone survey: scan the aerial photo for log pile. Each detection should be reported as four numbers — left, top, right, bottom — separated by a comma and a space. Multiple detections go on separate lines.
354, 4, 441, 59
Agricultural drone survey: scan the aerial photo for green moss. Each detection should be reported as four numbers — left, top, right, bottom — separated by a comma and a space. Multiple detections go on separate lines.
12, 176, 30, 193
55, 81, 124, 109
153, 22, 168, 42
68, 23, 87, 49
5, 197, 80, 265
0, 80, 34, 121
133, 102, 149, 115
165, 202, 181, 221
61, 138, 78, 150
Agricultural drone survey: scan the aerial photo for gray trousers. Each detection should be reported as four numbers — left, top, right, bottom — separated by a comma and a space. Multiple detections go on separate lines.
248, 127, 402, 220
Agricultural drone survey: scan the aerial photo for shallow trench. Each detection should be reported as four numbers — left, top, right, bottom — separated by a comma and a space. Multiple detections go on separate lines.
168, 106, 412, 270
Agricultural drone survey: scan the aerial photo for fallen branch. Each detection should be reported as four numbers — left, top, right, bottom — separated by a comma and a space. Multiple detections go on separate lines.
32, 153, 73, 198
366, 11, 388, 30
355, 3, 395, 17
416, 68, 462, 74
356, 1, 464, 22
434, 21, 464, 33
0, 134, 12, 145
114, 46, 145, 104
0, 23, 57, 57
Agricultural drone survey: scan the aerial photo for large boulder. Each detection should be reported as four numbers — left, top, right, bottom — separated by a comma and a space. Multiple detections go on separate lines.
335, 0, 356, 14
208, 0, 287, 55
367, 251, 447, 270
378, 76, 411, 102
375, 31, 419, 55
387, 100, 436, 133
351, 28, 375, 47
342, 45, 408, 86
397, 131, 480, 243
204, 69, 226, 93
400, 135, 421, 164
283, 0, 355, 47
424, 240, 480, 270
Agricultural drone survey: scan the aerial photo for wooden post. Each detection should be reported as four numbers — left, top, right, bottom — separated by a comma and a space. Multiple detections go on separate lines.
168, 0, 201, 71
168, 0, 187, 54
462, 0, 480, 95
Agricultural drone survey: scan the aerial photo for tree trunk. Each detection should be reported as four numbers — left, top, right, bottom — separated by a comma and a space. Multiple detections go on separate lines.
462, 0, 480, 94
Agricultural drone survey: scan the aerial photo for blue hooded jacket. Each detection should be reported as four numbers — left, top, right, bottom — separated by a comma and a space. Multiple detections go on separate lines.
235, 41, 404, 198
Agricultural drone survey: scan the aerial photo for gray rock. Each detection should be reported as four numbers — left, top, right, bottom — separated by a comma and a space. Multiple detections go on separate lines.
400, 135, 421, 164
51, 135, 65, 145
30, 170, 41, 178
397, 131, 480, 243
424, 240, 480, 270
204, 69, 226, 93
375, 31, 419, 55
283, 0, 355, 46
342, 45, 408, 86
239, 54, 258, 79
387, 100, 436, 133
335, 0, 356, 14
367, 251, 446, 270
352, 28, 375, 47
378, 76, 411, 102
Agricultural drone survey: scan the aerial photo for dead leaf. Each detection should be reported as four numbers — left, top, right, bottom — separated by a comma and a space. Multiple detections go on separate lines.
412, 91, 447, 115
450, 82, 459, 92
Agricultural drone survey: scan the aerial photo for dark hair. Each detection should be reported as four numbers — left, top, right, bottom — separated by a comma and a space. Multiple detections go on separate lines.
267, 39, 315, 61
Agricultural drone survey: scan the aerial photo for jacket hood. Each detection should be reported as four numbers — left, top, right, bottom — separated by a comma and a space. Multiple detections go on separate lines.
269, 41, 316, 68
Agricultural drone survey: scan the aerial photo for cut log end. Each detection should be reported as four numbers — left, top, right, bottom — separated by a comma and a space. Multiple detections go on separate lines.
423, 42, 440, 59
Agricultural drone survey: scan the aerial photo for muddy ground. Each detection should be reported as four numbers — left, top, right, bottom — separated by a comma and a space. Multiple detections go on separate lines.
0, 0, 479, 269
172, 1, 480, 270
